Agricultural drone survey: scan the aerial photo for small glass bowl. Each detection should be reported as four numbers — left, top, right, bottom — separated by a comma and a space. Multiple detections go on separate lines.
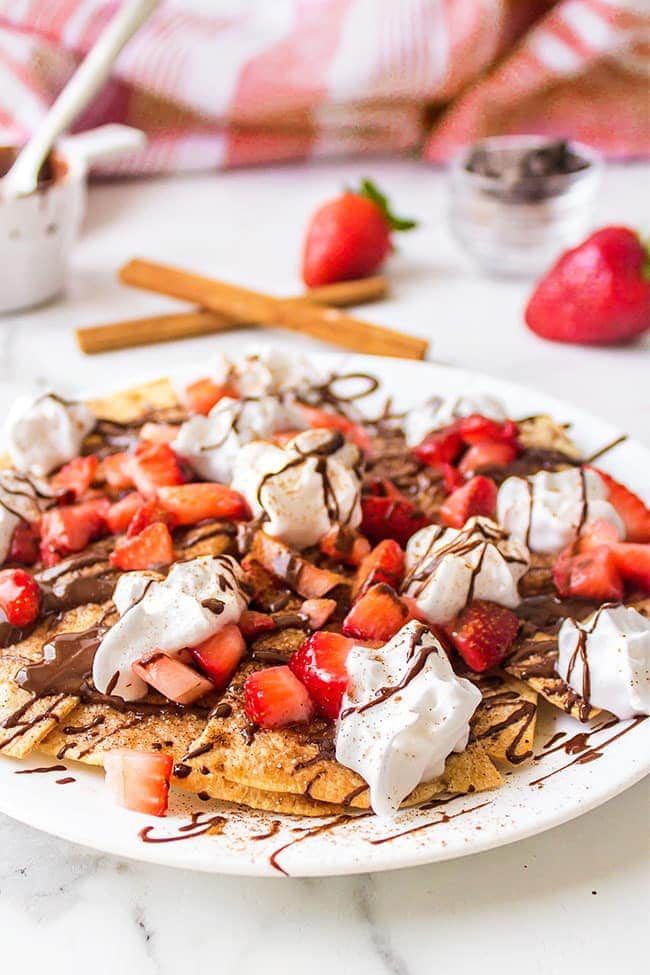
447, 135, 603, 277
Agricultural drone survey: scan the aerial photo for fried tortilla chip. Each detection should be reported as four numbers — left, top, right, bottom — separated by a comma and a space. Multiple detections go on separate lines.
470, 673, 538, 765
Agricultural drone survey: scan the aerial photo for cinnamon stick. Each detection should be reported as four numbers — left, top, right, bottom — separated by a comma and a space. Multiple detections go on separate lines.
117, 258, 428, 360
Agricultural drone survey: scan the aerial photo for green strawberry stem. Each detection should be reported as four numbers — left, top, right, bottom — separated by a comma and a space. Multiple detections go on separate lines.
353, 178, 418, 232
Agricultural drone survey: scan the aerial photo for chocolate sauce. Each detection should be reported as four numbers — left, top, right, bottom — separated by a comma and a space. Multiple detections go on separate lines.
14, 764, 67, 775
40, 572, 118, 615
584, 435, 628, 464
369, 798, 492, 845
173, 763, 192, 779
139, 812, 226, 844
251, 819, 281, 841
529, 716, 645, 786
268, 815, 353, 875
474, 690, 536, 764
15, 625, 104, 697
182, 741, 214, 761
56, 777, 75, 785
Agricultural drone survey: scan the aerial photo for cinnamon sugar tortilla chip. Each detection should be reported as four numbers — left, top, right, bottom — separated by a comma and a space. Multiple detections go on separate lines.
470, 674, 537, 765
86, 377, 179, 422
517, 415, 582, 461
505, 629, 599, 722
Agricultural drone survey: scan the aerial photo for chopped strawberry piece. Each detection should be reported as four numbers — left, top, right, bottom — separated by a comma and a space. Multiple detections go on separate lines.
441, 462, 464, 494
190, 623, 247, 689
457, 415, 519, 448
401, 595, 428, 623
110, 522, 174, 571
102, 452, 135, 491
0, 568, 41, 626
300, 597, 337, 629
343, 583, 409, 642
129, 443, 184, 498
106, 492, 145, 535
157, 483, 250, 525
296, 403, 373, 454
7, 521, 40, 566
319, 525, 371, 566
439, 475, 497, 529
579, 517, 621, 549
610, 543, 650, 592
244, 665, 315, 728
50, 455, 98, 499
250, 532, 345, 598
239, 609, 277, 640
553, 545, 624, 601
353, 539, 405, 599
289, 631, 354, 719
127, 498, 177, 538
446, 600, 520, 673
40, 498, 109, 563
104, 749, 173, 817
139, 422, 180, 445
132, 651, 214, 704
413, 426, 463, 469
185, 378, 238, 416
458, 441, 517, 478
271, 430, 303, 447
590, 467, 650, 542
361, 495, 429, 547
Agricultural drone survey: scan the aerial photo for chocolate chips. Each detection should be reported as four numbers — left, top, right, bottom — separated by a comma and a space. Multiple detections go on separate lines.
466, 139, 590, 203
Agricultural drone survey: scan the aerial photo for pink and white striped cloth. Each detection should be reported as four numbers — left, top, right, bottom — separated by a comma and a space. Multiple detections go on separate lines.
0, 0, 647, 175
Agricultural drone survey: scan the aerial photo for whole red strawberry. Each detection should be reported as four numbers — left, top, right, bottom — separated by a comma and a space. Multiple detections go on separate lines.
525, 227, 650, 345
302, 180, 416, 287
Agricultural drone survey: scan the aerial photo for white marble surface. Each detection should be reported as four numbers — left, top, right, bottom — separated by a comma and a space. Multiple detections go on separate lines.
0, 159, 648, 973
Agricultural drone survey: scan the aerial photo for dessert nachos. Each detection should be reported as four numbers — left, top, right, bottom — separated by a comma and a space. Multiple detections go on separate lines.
0, 349, 648, 820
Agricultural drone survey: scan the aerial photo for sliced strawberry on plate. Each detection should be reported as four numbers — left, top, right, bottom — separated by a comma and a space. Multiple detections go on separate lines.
126, 497, 177, 538
190, 623, 247, 689
239, 609, 277, 640
413, 426, 463, 469
342, 583, 409, 642
7, 520, 40, 566
300, 597, 337, 629
50, 455, 98, 499
40, 497, 109, 563
352, 538, 405, 598
289, 631, 354, 719
446, 600, 520, 673
457, 415, 519, 448
589, 467, 650, 542
129, 443, 184, 498
185, 378, 238, 416
0, 568, 41, 626
157, 483, 250, 525
578, 517, 621, 549
102, 452, 135, 491
553, 544, 624, 601
132, 651, 214, 705
250, 532, 345, 598
106, 492, 145, 535
361, 494, 429, 547
610, 543, 650, 592
439, 475, 497, 529
458, 441, 517, 478
244, 665, 315, 728
319, 525, 371, 566
104, 749, 173, 817
110, 522, 174, 571
139, 422, 180, 445
441, 462, 464, 494
296, 403, 373, 454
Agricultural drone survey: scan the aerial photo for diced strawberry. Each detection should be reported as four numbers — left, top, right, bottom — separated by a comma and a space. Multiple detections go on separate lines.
185, 378, 238, 416
439, 475, 498, 529
300, 597, 337, 629
457, 415, 519, 448
239, 609, 277, 640
244, 665, 315, 728
296, 403, 373, 454
157, 483, 250, 525
401, 594, 428, 623
352, 539, 405, 598
139, 422, 180, 445
579, 517, 621, 549
132, 651, 214, 704
458, 441, 517, 478
361, 495, 429, 547
0, 568, 41, 626
271, 430, 303, 447
104, 749, 173, 817
190, 623, 247, 689
126, 498, 177, 538
50, 455, 98, 499
102, 452, 135, 491
590, 467, 650, 542
413, 426, 463, 469
250, 532, 345, 598
40, 498, 109, 563
7, 520, 40, 566
553, 545, 624, 601
343, 583, 409, 642
106, 492, 145, 535
446, 600, 520, 673
110, 522, 174, 571
610, 543, 650, 592
319, 525, 371, 566
441, 462, 464, 493
129, 443, 184, 498
289, 631, 354, 719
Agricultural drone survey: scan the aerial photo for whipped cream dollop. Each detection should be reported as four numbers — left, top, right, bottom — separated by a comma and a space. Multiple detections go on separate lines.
232, 428, 363, 549
403, 516, 529, 624
497, 468, 624, 554
0, 470, 53, 564
557, 605, 650, 720
404, 393, 506, 447
335, 621, 482, 816
173, 394, 307, 484
175, 346, 322, 403
93, 555, 248, 701
4, 393, 96, 477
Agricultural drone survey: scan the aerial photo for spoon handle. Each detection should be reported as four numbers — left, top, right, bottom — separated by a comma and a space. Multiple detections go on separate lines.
4, 0, 158, 197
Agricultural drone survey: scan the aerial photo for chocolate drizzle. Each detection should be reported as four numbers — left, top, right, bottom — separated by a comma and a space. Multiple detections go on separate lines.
529, 715, 645, 786
369, 798, 492, 845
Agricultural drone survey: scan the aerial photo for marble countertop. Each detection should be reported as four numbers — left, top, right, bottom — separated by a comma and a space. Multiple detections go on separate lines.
0, 158, 648, 974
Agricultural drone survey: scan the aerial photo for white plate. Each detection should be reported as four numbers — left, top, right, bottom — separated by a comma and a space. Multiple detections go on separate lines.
1, 354, 648, 877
